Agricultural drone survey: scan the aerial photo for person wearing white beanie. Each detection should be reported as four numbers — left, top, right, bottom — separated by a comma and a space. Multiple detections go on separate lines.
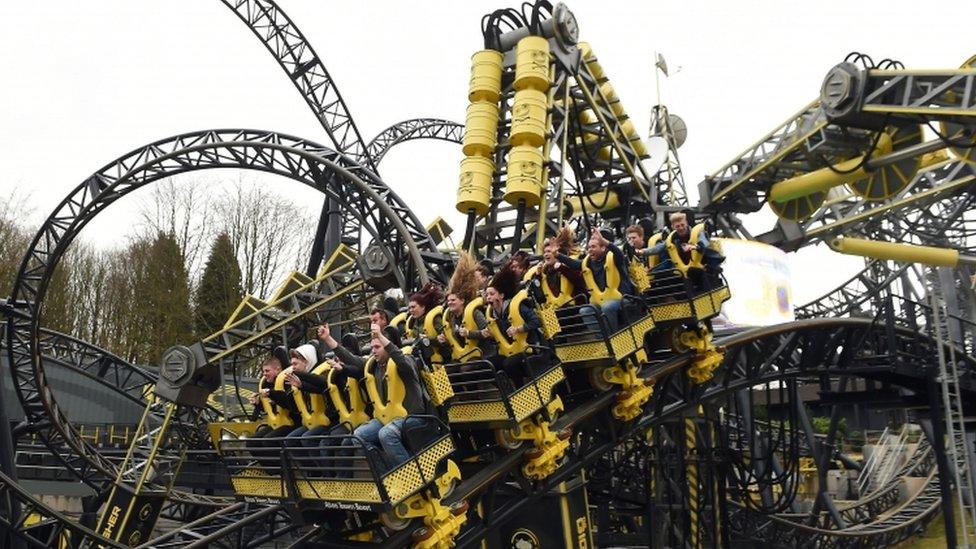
281, 343, 321, 449
290, 344, 318, 370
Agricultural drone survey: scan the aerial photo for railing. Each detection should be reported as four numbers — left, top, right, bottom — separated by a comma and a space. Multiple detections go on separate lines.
218, 418, 454, 507
856, 426, 889, 496
870, 424, 910, 493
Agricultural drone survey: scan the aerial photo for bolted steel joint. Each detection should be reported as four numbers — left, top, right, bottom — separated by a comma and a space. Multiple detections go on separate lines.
160, 345, 195, 387
820, 62, 865, 121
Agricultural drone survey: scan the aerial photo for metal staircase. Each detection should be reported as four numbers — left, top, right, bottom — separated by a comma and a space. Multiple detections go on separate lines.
858, 425, 910, 496
870, 425, 911, 494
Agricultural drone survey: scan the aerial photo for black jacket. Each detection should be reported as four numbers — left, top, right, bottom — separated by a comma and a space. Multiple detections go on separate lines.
265, 386, 300, 422
333, 342, 434, 416
558, 242, 635, 296
493, 299, 543, 347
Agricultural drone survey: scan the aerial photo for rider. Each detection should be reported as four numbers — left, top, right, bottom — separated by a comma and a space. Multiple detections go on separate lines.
440, 252, 493, 362
318, 322, 436, 470
404, 282, 448, 363
246, 350, 298, 469
557, 229, 634, 332
623, 224, 655, 292
531, 226, 586, 309
285, 351, 351, 471
485, 262, 543, 388
282, 344, 320, 446
649, 212, 724, 285
248, 354, 287, 431
404, 283, 444, 340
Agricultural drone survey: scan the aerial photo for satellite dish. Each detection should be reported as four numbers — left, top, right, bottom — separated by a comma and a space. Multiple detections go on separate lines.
668, 114, 687, 149
641, 136, 669, 176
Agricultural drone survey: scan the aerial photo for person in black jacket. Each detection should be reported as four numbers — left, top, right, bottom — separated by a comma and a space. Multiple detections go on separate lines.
533, 227, 586, 307
248, 355, 285, 429
557, 229, 635, 332
279, 344, 320, 447
245, 352, 296, 469
485, 263, 543, 388
285, 354, 351, 473
318, 322, 435, 470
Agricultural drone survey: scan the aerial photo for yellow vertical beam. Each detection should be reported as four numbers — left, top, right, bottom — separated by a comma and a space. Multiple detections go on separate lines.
686, 416, 700, 549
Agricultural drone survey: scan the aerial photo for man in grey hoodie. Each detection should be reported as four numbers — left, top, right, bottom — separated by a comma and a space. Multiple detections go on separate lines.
318, 322, 435, 470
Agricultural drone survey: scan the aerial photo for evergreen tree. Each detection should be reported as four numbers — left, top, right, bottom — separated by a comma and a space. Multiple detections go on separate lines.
195, 232, 243, 336
132, 232, 194, 365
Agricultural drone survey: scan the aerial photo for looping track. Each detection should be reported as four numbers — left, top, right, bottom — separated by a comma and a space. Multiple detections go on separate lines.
4, 2, 976, 548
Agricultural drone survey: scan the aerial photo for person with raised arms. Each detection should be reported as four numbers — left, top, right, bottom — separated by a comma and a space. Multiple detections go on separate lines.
317, 322, 435, 470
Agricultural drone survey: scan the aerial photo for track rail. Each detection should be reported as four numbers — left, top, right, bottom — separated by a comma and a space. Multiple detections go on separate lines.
220, 0, 377, 172
297, 317, 975, 546
4, 317, 973, 547
0, 468, 125, 549
4, 128, 439, 506
366, 118, 463, 166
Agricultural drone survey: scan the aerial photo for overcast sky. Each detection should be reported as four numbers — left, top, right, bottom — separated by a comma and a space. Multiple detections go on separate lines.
2, 1, 973, 304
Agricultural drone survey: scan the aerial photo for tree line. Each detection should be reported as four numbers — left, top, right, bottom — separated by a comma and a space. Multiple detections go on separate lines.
0, 177, 318, 367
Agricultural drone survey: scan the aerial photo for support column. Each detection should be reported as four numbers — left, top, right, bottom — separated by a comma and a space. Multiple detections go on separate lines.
305, 174, 342, 278
685, 415, 701, 549
927, 371, 959, 549
0, 346, 26, 549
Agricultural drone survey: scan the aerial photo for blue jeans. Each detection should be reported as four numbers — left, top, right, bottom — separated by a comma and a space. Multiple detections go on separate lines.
284, 425, 309, 468
285, 425, 308, 446
582, 298, 622, 333
344, 417, 425, 471
299, 425, 330, 470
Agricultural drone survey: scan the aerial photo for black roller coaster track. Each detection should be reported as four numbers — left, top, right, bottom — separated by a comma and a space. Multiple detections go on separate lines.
219, 0, 377, 173
771, 439, 935, 533
289, 317, 975, 547
3, 3, 974, 545
587, 409, 938, 547
0, 467, 125, 549
1, 321, 247, 532
3, 128, 441, 507
638, 320, 975, 434
3, 315, 971, 547
0, 469, 291, 549
366, 118, 464, 166
729, 467, 941, 548
0, 323, 155, 410
221, 0, 403, 262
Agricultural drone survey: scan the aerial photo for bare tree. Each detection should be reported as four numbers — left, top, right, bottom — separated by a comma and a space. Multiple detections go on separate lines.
0, 189, 35, 297
216, 181, 317, 298
135, 174, 318, 297
136, 178, 215, 280
4, 175, 321, 365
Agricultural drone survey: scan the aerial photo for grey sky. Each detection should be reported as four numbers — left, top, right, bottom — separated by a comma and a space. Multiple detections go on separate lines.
2, 1, 972, 304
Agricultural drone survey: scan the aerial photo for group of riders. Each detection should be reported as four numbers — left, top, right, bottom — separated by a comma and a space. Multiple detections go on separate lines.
245, 211, 724, 474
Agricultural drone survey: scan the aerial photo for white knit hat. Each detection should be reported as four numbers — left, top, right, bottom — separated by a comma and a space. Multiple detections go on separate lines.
289, 344, 317, 367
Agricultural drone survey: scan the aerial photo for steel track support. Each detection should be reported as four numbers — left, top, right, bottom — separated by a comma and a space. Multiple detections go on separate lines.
927, 369, 959, 549
685, 411, 702, 549
733, 390, 777, 510
795, 383, 846, 529
306, 195, 341, 279
648, 420, 685, 548
0, 347, 26, 549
